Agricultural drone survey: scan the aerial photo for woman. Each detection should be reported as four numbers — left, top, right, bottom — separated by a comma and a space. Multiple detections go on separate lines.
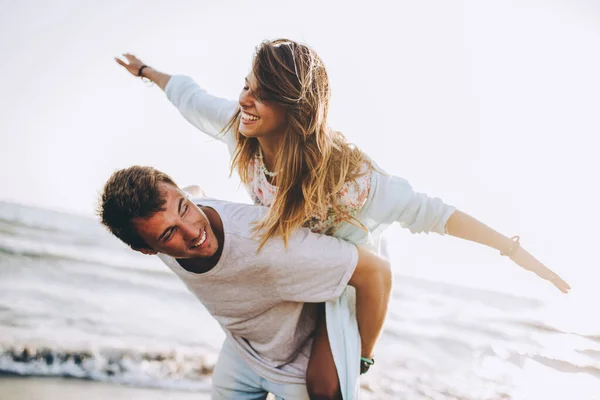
116, 39, 569, 399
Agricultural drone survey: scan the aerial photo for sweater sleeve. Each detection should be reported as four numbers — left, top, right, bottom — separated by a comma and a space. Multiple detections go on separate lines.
165, 75, 238, 151
394, 182, 456, 234
358, 162, 456, 237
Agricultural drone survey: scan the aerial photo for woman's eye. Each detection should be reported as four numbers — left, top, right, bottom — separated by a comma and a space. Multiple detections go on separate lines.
243, 86, 249, 91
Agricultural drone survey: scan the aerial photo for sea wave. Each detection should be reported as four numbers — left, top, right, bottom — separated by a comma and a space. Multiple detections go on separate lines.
0, 344, 215, 391
0, 235, 167, 275
0, 201, 97, 236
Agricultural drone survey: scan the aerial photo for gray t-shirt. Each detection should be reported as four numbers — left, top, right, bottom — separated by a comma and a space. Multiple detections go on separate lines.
158, 200, 358, 384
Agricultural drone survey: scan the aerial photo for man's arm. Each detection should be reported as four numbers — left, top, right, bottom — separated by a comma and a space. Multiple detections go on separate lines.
115, 53, 171, 90
347, 247, 392, 358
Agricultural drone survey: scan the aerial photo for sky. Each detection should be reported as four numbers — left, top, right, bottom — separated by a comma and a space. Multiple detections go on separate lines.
1, 0, 600, 327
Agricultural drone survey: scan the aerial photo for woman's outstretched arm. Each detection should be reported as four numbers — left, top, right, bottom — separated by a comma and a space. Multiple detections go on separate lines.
445, 210, 571, 293
114, 53, 238, 147
368, 168, 570, 293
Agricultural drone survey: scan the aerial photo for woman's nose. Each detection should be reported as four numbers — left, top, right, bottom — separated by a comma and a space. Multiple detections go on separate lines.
239, 89, 253, 108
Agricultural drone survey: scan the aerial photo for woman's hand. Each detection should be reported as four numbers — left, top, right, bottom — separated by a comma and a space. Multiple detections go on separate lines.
113, 53, 171, 91
114, 53, 146, 77
510, 247, 571, 293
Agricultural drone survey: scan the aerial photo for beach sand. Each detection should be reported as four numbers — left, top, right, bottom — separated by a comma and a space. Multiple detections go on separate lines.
0, 377, 210, 400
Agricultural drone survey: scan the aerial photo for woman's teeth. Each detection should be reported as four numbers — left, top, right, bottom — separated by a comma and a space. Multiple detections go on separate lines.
241, 112, 259, 121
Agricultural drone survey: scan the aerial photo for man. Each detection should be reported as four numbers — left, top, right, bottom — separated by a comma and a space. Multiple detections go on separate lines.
98, 165, 392, 399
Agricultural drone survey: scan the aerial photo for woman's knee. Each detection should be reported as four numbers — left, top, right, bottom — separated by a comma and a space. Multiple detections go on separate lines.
306, 372, 341, 400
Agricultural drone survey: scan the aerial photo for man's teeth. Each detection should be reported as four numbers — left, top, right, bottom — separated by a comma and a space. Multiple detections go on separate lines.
193, 230, 207, 248
241, 112, 259, 121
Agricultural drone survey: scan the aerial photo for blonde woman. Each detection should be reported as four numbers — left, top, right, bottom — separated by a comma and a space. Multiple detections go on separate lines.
116, 39, 569, 400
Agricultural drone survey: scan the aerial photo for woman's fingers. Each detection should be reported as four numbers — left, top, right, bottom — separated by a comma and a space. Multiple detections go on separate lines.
550, 274, 571, 293
114, 57, 128, 67
123, 53, 141, 64
515, 249, 571, 294
115, 53, 144, 76
537, 266, 570, 293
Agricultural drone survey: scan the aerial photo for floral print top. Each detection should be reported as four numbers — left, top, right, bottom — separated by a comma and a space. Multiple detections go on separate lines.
246, 157, 372, 235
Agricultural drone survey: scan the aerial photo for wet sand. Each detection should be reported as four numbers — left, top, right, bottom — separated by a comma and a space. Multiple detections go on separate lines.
0, 377, 210, 400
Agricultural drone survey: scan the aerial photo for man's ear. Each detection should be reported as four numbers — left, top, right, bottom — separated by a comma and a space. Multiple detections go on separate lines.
132, 246, 158, 255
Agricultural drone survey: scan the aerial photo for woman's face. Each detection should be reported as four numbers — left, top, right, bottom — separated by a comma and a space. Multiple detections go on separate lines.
238, 73, 288, 139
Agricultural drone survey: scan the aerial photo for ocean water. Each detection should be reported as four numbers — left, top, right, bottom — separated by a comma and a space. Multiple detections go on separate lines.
1, 200, 599, 399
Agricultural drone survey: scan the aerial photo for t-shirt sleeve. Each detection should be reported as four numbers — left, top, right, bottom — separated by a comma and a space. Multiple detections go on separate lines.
165, 75, 238, 151
261, 228, 359, 303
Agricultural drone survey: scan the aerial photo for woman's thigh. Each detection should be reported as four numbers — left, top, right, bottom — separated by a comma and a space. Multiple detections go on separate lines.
305, 303, 342, 400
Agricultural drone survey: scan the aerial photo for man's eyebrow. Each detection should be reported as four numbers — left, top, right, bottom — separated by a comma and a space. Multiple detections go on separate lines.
177, 197, 184, 214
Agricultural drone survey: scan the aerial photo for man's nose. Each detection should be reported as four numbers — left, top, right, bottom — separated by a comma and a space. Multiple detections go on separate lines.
181, 224, 198, 242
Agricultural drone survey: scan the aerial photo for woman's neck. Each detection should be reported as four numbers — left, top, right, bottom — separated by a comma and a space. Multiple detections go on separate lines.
257, 136, 282, 173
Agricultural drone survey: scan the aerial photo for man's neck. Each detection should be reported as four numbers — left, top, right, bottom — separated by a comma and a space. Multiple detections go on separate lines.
176, 205, 225, 274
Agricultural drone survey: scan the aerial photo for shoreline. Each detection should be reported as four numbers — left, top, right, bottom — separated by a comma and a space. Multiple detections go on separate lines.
0, 376, 210, 400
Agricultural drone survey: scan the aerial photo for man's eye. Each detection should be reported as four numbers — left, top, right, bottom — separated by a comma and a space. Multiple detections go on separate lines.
182, 204, 189, 216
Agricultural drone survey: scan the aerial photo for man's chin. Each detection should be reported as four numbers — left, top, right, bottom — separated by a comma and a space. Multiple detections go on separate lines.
191, 247, 217, 259
173, 254, 193, 260
173, 250, 201, 259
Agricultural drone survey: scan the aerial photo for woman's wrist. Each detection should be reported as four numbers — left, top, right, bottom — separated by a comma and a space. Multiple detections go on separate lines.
138, 67, 171, 91
137, 65, 149, 77
500, 235, 520, 257
140, 66, 155, 79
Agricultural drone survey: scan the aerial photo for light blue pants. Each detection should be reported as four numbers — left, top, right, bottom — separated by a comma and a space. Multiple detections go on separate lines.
211, 339, 310, 400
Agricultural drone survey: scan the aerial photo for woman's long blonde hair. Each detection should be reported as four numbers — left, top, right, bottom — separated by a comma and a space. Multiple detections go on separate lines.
224, 39, 370, 249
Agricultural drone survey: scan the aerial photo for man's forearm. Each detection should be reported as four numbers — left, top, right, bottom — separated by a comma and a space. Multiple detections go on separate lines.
355, 268, 392, 358
141, 67, 172, 91
446, 210, 514, 254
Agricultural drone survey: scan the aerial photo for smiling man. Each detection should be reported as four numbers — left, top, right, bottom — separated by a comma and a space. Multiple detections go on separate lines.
98, 166, 392, 400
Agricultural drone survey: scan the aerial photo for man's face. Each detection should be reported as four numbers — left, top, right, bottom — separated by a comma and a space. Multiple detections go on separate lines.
132, 183, 219, 259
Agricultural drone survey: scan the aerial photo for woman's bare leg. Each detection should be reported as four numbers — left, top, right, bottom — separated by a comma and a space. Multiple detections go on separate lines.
306, 303, 342, 400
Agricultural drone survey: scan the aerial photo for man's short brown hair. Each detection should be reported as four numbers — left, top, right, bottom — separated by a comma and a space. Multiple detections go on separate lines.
98, 166, 178, 249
